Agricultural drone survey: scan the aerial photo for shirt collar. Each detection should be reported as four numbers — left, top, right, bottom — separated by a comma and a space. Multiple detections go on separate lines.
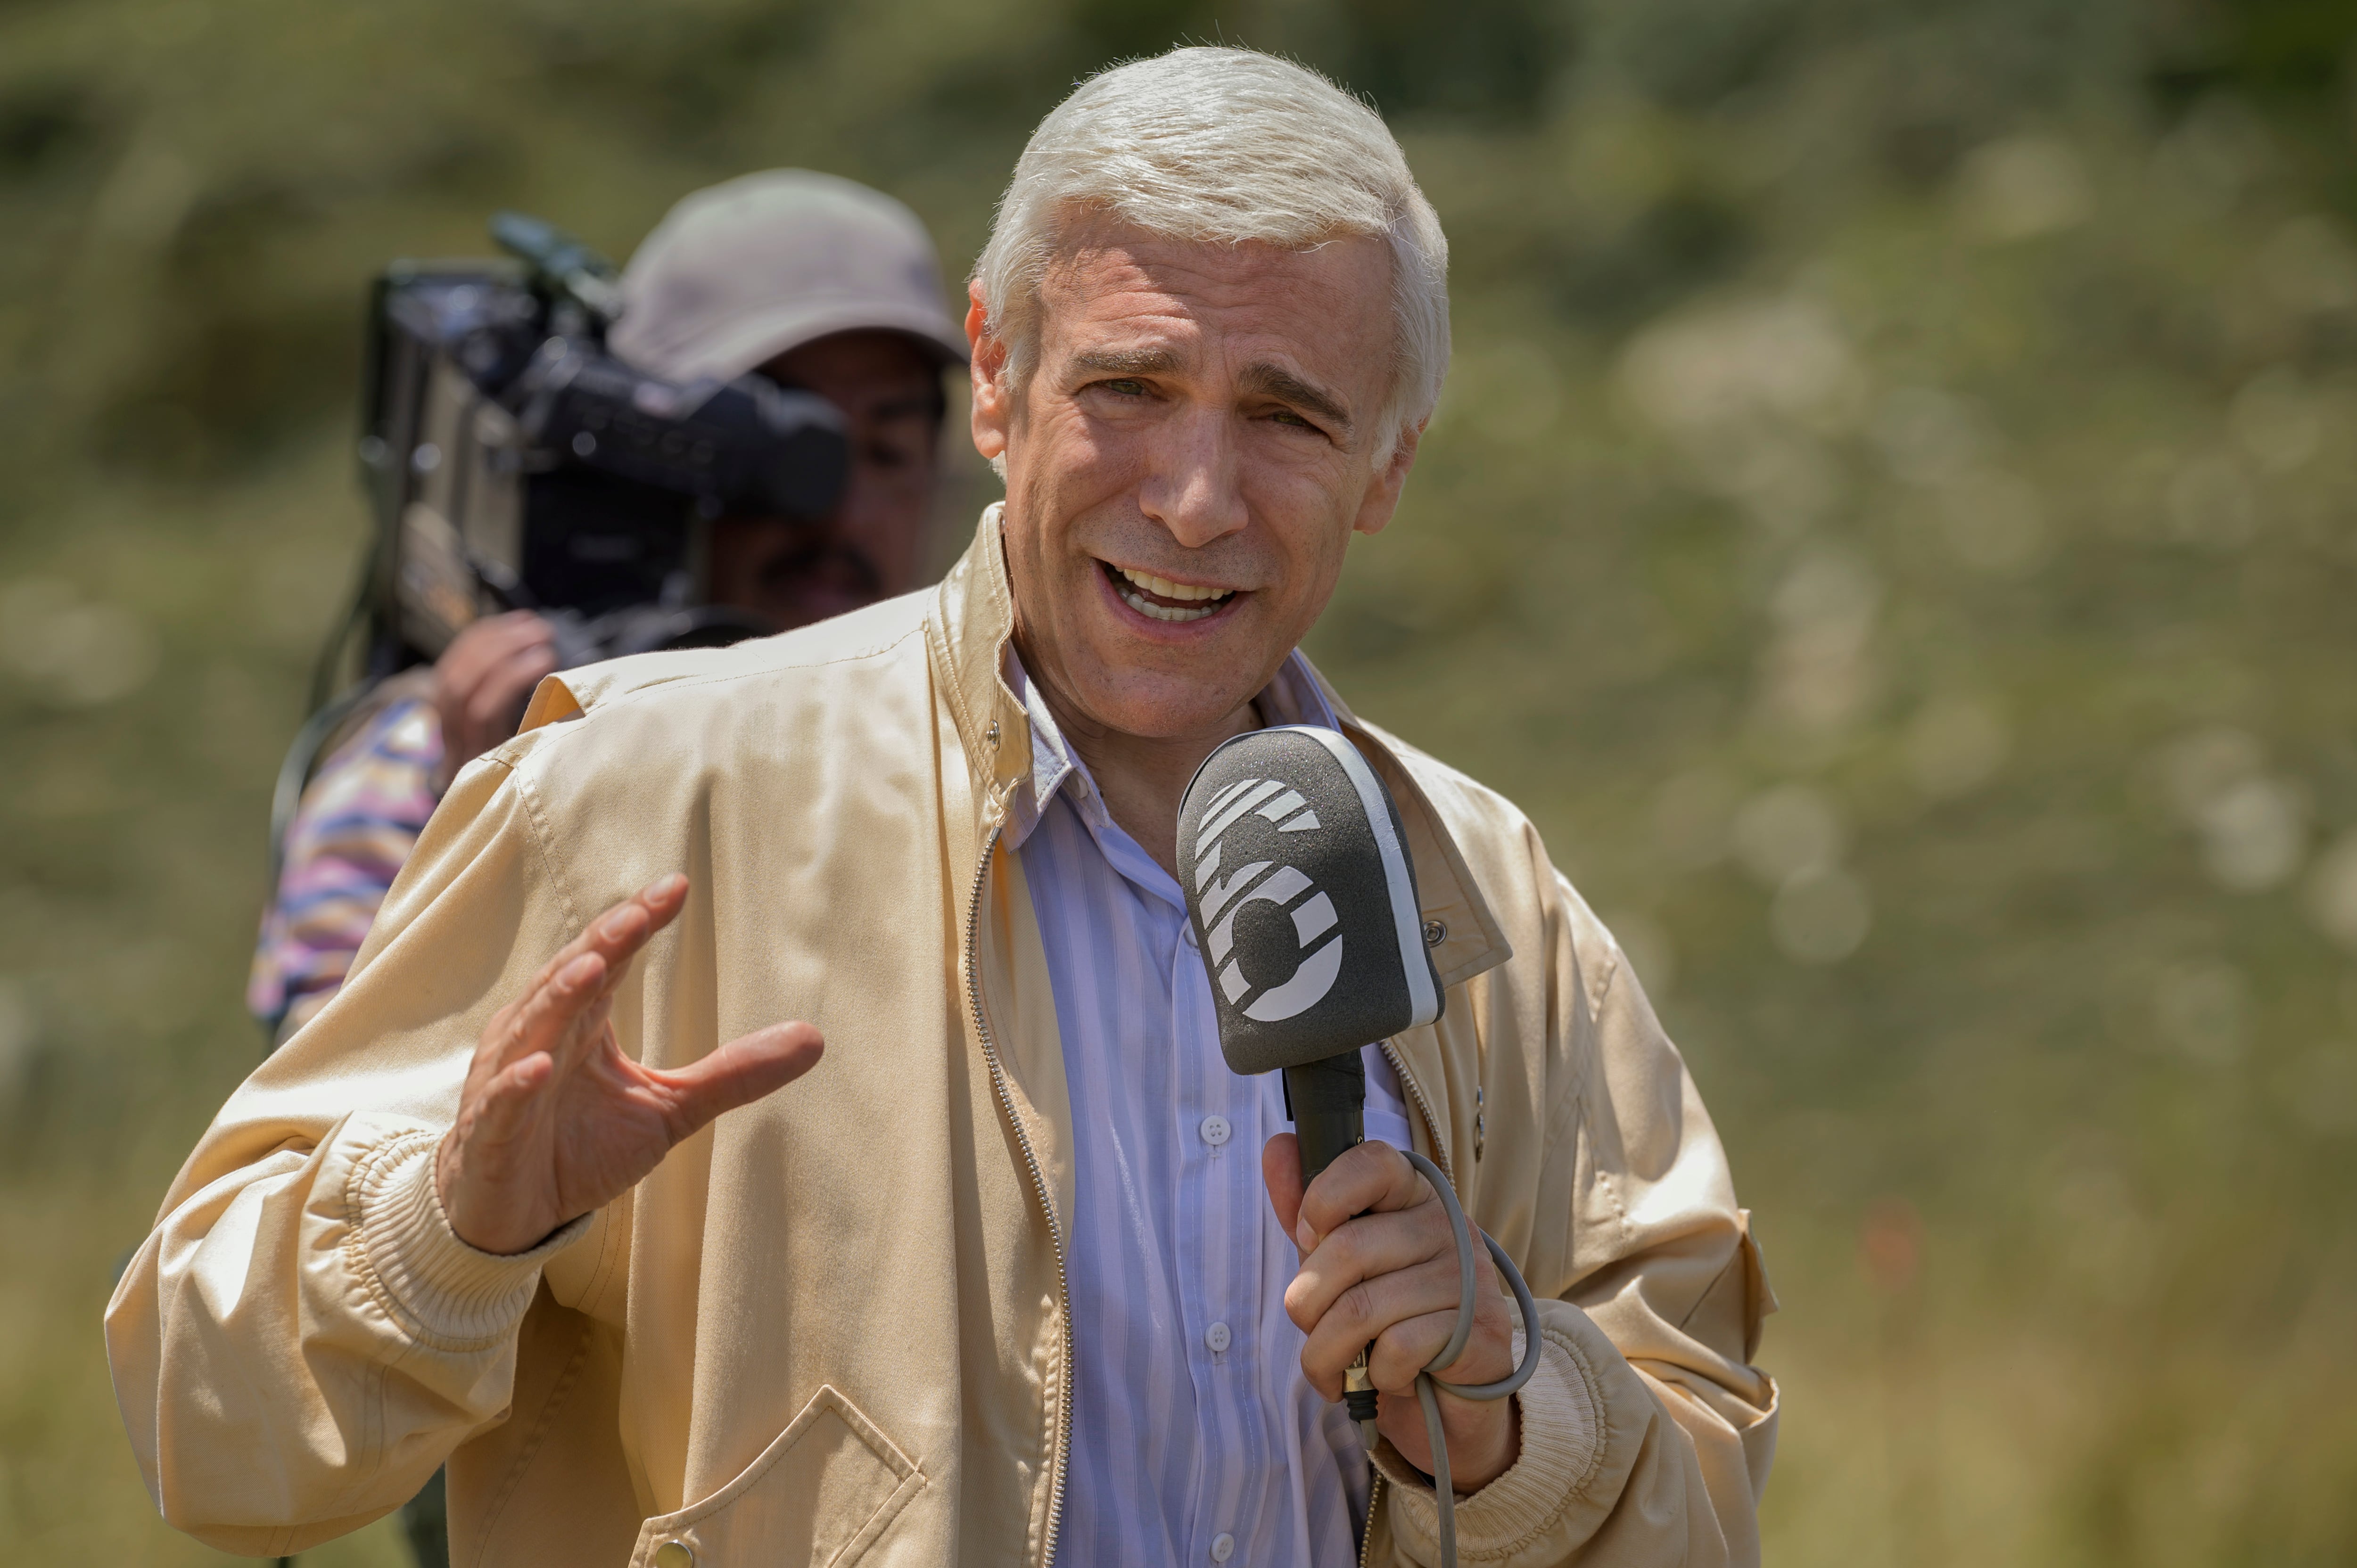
998, 649, 1342, 854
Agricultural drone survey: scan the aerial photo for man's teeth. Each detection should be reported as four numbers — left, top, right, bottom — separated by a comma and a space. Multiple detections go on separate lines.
1113, 565, 1236, 624
1124, 591, 1216, 623
1118, 566, 1229, 602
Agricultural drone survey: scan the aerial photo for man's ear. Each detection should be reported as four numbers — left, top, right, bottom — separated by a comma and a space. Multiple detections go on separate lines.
967, 280, 1013, 466
1350, 417, 1427, 538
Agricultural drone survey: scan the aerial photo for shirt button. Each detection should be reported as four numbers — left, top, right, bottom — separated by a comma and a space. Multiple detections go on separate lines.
653, 1543, 696, 1568
1205, 1321, 1232, 1353
1199, 1114, 1231, 1147
1211, 1533, 1236, 1563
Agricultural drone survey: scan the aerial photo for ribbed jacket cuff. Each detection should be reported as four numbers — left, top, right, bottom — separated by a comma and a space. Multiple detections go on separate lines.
348, 1133, 591, 1351
1372, 1324, 1604, 1561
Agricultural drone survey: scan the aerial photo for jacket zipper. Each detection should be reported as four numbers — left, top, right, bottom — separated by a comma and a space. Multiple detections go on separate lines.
962, 815, 1075, 1568
1363, 1038, 1454, 1568
1377, 1037, 1454, 1188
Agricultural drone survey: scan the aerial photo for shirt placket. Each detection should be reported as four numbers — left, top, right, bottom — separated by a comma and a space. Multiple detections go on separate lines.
1172, 918, 1274, 1566
1047, 721, 1327, 1568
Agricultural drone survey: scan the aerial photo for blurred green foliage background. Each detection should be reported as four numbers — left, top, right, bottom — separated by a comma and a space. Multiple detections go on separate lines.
6, 0, 2357, 1561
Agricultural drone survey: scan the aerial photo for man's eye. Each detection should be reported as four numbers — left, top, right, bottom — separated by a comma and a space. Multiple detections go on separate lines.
1101, 378, 1148, 397
1269, 409, 1318, 432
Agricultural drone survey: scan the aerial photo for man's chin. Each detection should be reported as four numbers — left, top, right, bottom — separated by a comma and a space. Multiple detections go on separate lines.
1063, 663, 1268, 745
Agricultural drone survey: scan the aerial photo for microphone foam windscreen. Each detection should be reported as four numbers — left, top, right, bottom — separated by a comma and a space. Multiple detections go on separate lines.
1177, 726, 1443, 1075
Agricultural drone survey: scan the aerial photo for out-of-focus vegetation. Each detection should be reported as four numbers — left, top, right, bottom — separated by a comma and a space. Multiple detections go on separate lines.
6, 0, 2357, 1560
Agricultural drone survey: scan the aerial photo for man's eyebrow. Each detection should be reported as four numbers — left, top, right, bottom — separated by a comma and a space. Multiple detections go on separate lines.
1066, 347, 1182, 378
1238, 362, 1352, 432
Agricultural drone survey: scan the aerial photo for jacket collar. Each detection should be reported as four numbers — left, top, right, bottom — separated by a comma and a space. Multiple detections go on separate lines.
999, 645, 1341, 854
925, 503, 1035, 820
924, 506, 1510, 989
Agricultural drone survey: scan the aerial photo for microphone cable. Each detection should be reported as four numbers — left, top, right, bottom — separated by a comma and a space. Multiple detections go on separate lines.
1366, 1148, 1544, 1568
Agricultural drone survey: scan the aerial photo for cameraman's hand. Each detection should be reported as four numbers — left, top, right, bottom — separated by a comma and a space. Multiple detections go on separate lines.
435, 874, 824, 1255
1265, 1134, 1521, 1492
432, 611, 558, 787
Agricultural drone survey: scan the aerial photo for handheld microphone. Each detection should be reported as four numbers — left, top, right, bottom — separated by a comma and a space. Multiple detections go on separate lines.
1178, 727, 1540, 1568
1176, 724, 1443, 1185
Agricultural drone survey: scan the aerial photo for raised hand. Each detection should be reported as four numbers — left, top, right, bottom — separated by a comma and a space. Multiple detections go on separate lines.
1264, 1133, 1522, 1491
435, 873, 824, 1255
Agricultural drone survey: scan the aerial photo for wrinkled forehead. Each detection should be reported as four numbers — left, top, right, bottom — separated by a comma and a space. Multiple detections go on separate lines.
1034, 225, 1395, 379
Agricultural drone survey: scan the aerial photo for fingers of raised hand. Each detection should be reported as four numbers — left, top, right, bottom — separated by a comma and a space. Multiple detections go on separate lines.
649, 1022, 825, 1142
479, 876, 690, 1079
582, 874, 690, 967
1293, 1138, 1428, 1251
470, 1046, 558, 1147
523, 875, 691, 1003
493, 948, 612, 1075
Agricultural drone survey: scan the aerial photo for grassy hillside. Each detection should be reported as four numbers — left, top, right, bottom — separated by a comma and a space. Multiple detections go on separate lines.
5, 0, 2357, 1560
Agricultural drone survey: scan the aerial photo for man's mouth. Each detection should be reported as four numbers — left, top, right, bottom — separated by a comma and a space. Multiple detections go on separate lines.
1101, 561, 1240, 624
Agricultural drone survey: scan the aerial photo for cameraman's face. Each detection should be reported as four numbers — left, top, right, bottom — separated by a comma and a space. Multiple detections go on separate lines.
708, 329, 943, 630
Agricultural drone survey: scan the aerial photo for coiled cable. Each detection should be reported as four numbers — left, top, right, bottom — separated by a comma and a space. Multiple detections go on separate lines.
1358, 1148, 1542, 1568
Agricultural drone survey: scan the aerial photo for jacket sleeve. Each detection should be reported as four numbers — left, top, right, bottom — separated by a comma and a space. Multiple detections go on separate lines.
1375, 868, 1779, 1568
104, 749, 596, 1557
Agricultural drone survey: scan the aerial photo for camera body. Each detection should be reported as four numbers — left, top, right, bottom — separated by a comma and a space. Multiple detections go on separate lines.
356, 217, 849, 674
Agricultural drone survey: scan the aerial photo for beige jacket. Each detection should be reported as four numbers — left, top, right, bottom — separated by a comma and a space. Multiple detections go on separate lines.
107, 513, 1777, 1567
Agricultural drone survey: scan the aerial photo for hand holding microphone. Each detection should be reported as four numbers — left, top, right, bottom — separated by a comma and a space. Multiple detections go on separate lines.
1263, 1135, 1525, 1488
1178, 729, 1541, 1555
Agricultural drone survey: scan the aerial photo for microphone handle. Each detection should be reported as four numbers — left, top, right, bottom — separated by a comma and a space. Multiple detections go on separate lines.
1283, 1050, 1367, 1185
1283, 1049, 1384, 1444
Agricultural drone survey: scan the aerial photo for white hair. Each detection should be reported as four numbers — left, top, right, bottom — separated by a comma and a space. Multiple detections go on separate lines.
972, 46, 1450, 461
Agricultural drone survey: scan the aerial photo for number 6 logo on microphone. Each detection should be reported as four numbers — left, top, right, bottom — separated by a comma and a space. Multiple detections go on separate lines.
1178, 726, 1445, 1077
1191, 776, 1341, 1023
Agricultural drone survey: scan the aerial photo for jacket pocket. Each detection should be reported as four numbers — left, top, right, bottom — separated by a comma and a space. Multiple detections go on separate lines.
628, 1386, 925, 1568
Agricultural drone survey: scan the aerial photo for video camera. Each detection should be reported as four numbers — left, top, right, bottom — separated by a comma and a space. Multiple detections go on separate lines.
354, 210, 851, 674
271, 212, 854, 886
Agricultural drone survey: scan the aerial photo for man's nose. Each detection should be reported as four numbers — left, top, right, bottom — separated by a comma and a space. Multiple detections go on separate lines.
1137, 405, 1248, 548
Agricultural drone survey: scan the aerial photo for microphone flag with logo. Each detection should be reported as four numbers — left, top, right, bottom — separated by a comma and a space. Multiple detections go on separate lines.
1178, 725, 1442, 1072
1177, 725, 1442, 1181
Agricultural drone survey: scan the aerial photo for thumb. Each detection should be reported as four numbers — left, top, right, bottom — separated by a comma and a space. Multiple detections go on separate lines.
1262, 1132, 1306, 1252
660, 1021, 826, 1135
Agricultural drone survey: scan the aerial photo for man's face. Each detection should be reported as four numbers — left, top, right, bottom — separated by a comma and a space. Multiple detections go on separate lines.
707, 329, 943, 630
970, 225, 1420, 743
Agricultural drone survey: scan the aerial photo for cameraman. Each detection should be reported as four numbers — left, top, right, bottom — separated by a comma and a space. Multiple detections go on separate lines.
250, 170, 967, 1044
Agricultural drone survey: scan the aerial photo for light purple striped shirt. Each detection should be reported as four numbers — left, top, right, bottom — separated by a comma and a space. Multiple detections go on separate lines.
1005, 650, 1415, 1568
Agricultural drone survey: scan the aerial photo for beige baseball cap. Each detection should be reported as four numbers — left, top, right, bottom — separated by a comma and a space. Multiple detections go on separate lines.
608, 169, 969, 384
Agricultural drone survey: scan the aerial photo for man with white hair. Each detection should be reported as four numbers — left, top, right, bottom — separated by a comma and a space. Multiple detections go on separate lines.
109, 47, 1777, 1568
